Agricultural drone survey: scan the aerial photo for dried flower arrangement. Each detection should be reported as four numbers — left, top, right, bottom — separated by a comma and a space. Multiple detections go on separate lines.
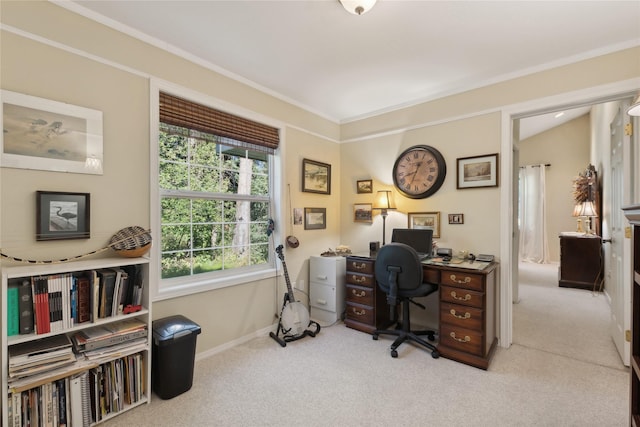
572, 164, 596, 204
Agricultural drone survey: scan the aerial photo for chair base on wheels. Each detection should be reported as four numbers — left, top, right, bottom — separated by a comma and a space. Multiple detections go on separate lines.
372, 300, 440, 359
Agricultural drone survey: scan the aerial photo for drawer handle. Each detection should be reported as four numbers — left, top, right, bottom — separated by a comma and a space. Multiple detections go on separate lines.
450, 332, 471, 343
353, 276, 367, 284
316, 299, 327, 306
449, 309, 471, 319
351, 262, 367, 270
351, 307, 366, 316
450, 291, 471, 301
449, 274, 471, 284
351, 289, 366, 297
315, 275, 328, 281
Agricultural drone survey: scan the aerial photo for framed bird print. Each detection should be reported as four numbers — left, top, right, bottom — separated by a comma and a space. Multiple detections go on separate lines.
36, 191, 90, 241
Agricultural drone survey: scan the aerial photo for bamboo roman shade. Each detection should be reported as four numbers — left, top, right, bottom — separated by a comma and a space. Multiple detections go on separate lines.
159, 92, 279, 153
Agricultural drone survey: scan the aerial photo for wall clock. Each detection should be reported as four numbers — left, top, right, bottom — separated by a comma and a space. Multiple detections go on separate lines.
392, 145, 446, 199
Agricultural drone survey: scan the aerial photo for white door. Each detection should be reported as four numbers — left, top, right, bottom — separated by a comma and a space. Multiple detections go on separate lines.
610, 101, 632, 366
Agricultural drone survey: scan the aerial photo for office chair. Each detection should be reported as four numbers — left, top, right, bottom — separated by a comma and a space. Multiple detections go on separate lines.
372, 243, 440, 358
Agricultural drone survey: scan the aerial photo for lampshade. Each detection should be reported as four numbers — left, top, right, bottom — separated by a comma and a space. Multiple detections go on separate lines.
572, 204, 583, 217
579, 201, 597, 217
339, 0, 377, 15
628, 94, 640, 117
373, 190, 396, 211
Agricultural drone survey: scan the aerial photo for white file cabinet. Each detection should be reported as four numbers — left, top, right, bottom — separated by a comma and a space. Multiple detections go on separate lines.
309, 256, 346, 324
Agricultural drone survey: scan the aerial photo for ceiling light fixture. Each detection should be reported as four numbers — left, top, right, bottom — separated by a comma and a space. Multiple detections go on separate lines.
628, 94, 640, 117
339, 0, 377, 15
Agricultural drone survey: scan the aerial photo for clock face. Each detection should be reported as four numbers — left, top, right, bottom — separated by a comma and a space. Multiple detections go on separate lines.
392, 145, 446, 199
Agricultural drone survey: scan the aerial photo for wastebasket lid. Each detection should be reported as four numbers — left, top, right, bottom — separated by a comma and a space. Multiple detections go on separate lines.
153, 315, 201, 341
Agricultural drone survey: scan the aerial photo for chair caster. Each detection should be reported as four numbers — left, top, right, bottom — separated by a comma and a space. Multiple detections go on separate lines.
372, 334, 378, 340
391, 349, 398, 358
431, 350, 440, 359
427, 333, 436, 342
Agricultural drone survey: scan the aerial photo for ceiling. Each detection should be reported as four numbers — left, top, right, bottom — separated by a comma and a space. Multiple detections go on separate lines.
62, 1, 640, 127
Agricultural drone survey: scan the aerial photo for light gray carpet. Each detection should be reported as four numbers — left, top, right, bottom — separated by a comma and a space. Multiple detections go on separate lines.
104, 262, 628, 426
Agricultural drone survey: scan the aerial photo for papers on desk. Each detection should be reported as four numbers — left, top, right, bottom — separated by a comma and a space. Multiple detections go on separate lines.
423, 257, 492, 270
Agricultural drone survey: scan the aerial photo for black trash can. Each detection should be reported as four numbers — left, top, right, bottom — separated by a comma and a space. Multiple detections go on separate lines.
152, 315, 201, 399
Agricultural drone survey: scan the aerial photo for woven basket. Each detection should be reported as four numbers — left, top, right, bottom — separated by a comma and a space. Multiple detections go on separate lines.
109, 226, 152, 258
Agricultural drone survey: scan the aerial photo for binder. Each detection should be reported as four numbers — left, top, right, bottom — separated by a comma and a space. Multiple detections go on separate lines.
18, 279, 34, 334
7, 282, 20, 336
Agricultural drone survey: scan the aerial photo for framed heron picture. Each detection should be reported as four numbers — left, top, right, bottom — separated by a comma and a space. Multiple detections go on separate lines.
36, 191, 90, 241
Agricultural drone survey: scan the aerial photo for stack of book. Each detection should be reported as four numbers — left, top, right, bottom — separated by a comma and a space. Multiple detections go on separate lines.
8, 335, 76, 383
70, 318, 148, 361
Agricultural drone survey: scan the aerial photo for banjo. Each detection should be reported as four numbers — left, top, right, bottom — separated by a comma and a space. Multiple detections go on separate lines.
275, 244, 309, 336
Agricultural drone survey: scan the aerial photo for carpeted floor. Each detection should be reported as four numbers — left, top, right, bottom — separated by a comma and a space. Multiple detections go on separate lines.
104, 261, 628, 426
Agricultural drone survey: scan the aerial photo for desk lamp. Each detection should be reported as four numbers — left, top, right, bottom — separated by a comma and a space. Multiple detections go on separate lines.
572, 203, 584, 233
580, 201, 598, 235
373, 190, 396, 245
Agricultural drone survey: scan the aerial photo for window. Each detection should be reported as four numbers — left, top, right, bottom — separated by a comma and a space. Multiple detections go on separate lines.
157, 92, 279, 291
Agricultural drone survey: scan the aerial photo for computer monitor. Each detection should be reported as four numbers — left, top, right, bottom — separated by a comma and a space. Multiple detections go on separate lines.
391, 228, 434, 258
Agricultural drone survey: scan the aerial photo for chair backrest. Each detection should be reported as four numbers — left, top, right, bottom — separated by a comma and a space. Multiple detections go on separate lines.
374, 243, 423, 296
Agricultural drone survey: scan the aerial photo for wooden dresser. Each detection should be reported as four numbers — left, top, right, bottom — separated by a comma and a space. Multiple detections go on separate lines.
558, 232, 603, 290
344, 255, 392, 334
623, 205, 640, 425
434, 262, 498, 370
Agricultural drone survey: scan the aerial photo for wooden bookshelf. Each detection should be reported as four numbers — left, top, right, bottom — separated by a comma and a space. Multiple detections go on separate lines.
2, 257, 151, 426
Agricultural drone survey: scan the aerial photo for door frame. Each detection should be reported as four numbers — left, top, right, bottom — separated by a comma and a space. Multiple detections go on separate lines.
498, 78, 640, 348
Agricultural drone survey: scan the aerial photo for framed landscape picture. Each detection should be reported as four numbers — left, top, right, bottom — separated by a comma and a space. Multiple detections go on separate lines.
353, 203, 373, 223
408, 211, 440, 238
304, 207, 327, 230
1, 90, 104, 175
356, 179, 373, 194
302, 159, 331, 194
456, 153, 499, 189
36, 191, 90, 241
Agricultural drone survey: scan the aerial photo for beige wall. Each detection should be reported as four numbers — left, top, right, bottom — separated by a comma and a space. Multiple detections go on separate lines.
2, 1, 639, 355
518, 115, 591, 262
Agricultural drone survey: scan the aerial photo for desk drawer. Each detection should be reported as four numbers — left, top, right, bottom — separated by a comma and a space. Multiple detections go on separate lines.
440, 285, 484, 308
346, 284, 374, 307
440, 324, 484, 356
441, 271, 484, 292
345, 302, 374, 325
346, 272, 375, 288
346, 258, 374, 274
310, 282, 337, 313
440, 302, 483, 331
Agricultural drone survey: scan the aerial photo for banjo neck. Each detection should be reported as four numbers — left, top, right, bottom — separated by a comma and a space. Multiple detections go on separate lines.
276, 245, 296, 303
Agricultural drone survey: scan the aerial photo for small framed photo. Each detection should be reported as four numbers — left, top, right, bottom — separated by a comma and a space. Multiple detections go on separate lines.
457, 153, 499, 189
293, 208, 303, 225
304, 207, 327, 230
302, 159, 331, 195
36, 191, 90, 241
408, 212, 440, 238
356, 179, 373, 194
2, 90, 104, 175
354, 203, 373, 223
449, 214, 464, 224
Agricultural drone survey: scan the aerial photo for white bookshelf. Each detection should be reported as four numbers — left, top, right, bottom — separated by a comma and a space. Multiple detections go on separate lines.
1, 256, 151, 426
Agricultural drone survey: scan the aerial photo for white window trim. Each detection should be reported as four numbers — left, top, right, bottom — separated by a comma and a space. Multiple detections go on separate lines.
149, 78, 286, 301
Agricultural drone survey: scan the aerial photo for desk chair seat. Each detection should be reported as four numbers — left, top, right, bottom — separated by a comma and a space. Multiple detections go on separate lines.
372, 243, 440, 359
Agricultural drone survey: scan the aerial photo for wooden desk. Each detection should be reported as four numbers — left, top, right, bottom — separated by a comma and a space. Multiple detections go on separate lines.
345, 254, 498, 370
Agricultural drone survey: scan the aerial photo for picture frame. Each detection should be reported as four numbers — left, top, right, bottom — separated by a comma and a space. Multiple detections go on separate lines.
408, 211, 440, 238
304, 207, 327, 230
356, 179, 373, 194
456, 153, 499, 189
36, 191, 90, 241
448, 213, 464, 224
302, 159, 331, 195
353, 203, 373, 223
1, 90, 104, 175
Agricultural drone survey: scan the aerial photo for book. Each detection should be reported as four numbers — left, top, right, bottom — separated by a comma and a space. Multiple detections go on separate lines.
76, 276, 91, 324
18, 278, 34, 334
7, 281, 20, 336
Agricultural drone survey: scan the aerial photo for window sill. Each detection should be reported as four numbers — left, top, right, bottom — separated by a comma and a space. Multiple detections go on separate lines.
153, 266, 278, 302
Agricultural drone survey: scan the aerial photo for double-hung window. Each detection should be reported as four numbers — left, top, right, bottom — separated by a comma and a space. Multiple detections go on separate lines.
157, 92, 279, 292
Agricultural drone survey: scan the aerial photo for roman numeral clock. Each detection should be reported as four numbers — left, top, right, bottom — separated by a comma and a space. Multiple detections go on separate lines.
392, 145, 447, 199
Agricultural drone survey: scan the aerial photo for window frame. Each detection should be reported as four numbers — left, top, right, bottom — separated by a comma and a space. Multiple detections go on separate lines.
150, 80, 284, 301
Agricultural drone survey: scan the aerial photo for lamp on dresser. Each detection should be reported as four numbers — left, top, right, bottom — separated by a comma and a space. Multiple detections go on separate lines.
372, 190, 396, 245
572, 203, 584, 233
580, 200, 598, 235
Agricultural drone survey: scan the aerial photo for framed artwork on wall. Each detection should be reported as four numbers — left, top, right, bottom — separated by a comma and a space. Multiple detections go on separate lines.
1, 90, 104, 175
36, 191, 90, 241
302, 159, 331, 194
456, 153, 499, 189
407, 211, 440, 238
304, 207, 326, 230
353, 203, 373, 223
356, 179, 373, 193
448, 213, 464, 224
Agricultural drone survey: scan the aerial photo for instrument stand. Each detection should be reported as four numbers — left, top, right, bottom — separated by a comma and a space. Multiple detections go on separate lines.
269, 295, 321, 347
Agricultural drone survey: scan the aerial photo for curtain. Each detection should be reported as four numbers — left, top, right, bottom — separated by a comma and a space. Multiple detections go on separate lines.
519, 165, 550, 263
